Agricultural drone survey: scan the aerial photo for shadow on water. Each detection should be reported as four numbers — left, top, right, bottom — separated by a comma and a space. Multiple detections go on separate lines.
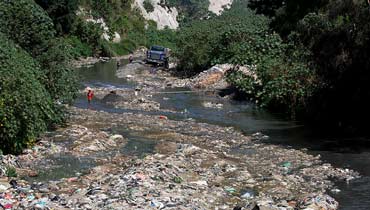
71, 59, 370, 210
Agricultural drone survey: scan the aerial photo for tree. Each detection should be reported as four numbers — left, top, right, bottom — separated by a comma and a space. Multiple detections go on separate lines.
248, 0, 284, 17
35, 0, 80, 35
0, 33, 63, 154
0, 0, 55, 57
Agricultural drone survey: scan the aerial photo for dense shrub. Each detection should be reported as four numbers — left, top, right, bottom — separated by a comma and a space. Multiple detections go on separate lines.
64, 36, 94, 58
245, 0, 370, 132
0, 0, 55, 57
145, 26, 177, 51
0, 34, 63, 154
70, 18, 104, 55
302, 1, 370, 132
0, 0, 77, 154
0, 0, 78, 102
35, 0, 79, 35
36, 38, 78, 103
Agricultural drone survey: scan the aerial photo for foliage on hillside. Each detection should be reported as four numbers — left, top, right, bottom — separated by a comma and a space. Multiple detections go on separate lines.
0, 0, 78, 102
0, 0, 77, 154
165, 0, 210, 24
0, 34, 63, 154
249, 0, 370, 132
0, 0, 55, 57
175, 1, 316, 115
0, 0, 177, 154
35, 0, 177, 57
35, 0, 80, 35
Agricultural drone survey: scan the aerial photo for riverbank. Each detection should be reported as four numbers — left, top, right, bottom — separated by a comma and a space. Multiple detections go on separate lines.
0, 59, 359, 209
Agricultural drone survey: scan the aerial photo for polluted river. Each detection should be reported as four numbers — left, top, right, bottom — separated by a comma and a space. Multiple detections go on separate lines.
0, 57, 369, 209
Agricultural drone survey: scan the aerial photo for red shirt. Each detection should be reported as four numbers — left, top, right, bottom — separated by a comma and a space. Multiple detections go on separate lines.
87, 91, 94, 100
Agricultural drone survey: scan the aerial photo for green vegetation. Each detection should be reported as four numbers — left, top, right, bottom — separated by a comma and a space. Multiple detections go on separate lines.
37, 0, 176, 57
5, 166, 18, 178
166, 0, 210, 24
172, 0, 370, 132
35, 0, 80, 35
2, 0, 367, 152
246, 0, 370, 132
0, 33, 64, 153
0, 0, 77, 154
0, 0, 177, 154
174, 1, 315, 115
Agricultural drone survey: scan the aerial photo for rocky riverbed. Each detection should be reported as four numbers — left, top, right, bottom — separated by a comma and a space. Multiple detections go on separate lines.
0, 58, 360, 210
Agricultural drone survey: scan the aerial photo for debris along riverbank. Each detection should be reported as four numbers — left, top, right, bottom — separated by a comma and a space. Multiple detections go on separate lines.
0, 106, 359, 209
0, 58, 359, 209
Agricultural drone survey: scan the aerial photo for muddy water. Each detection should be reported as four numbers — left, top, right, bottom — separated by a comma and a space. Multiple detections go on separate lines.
74, 60, 370, 210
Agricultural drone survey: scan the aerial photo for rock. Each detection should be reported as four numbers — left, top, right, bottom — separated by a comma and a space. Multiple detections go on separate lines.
133, 0, 179, 29
209, 0, 233, 15
110, 134, 124, 141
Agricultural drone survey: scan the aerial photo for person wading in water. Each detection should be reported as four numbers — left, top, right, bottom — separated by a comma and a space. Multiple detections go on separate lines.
87, 88, 94, 108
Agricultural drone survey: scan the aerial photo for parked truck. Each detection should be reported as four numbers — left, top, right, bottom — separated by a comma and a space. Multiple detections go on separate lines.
145, 45, 170, 69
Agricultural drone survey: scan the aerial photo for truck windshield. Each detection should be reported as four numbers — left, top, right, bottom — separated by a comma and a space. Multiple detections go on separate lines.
150, 46, 165, 51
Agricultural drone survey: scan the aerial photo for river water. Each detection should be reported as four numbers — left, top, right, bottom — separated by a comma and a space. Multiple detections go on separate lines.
76, 59, 370, 210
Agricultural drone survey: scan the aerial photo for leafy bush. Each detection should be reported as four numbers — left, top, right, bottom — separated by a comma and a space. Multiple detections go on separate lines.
175, 3, 280, 72
35, 0, 80, 35
0, 0, 78, 102
0, 0, 77, 154
64, 36, 93, 58
71, 18, 104, 56
145, 26, 178, 51
301, 1, 370, 132
0, 34, 63, 154
36, 38, 78, 103
175, 1, 317, 115
0, 0, 55, 57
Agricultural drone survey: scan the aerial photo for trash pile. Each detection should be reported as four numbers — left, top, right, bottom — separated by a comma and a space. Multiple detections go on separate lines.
190, 64, 233, 89
60, 125, 126, 156
1, 55, 362, 209
0, 105, 361, 209
0, 156, 20, 178
64, 107, 360, 209
0, 179, 54, 210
